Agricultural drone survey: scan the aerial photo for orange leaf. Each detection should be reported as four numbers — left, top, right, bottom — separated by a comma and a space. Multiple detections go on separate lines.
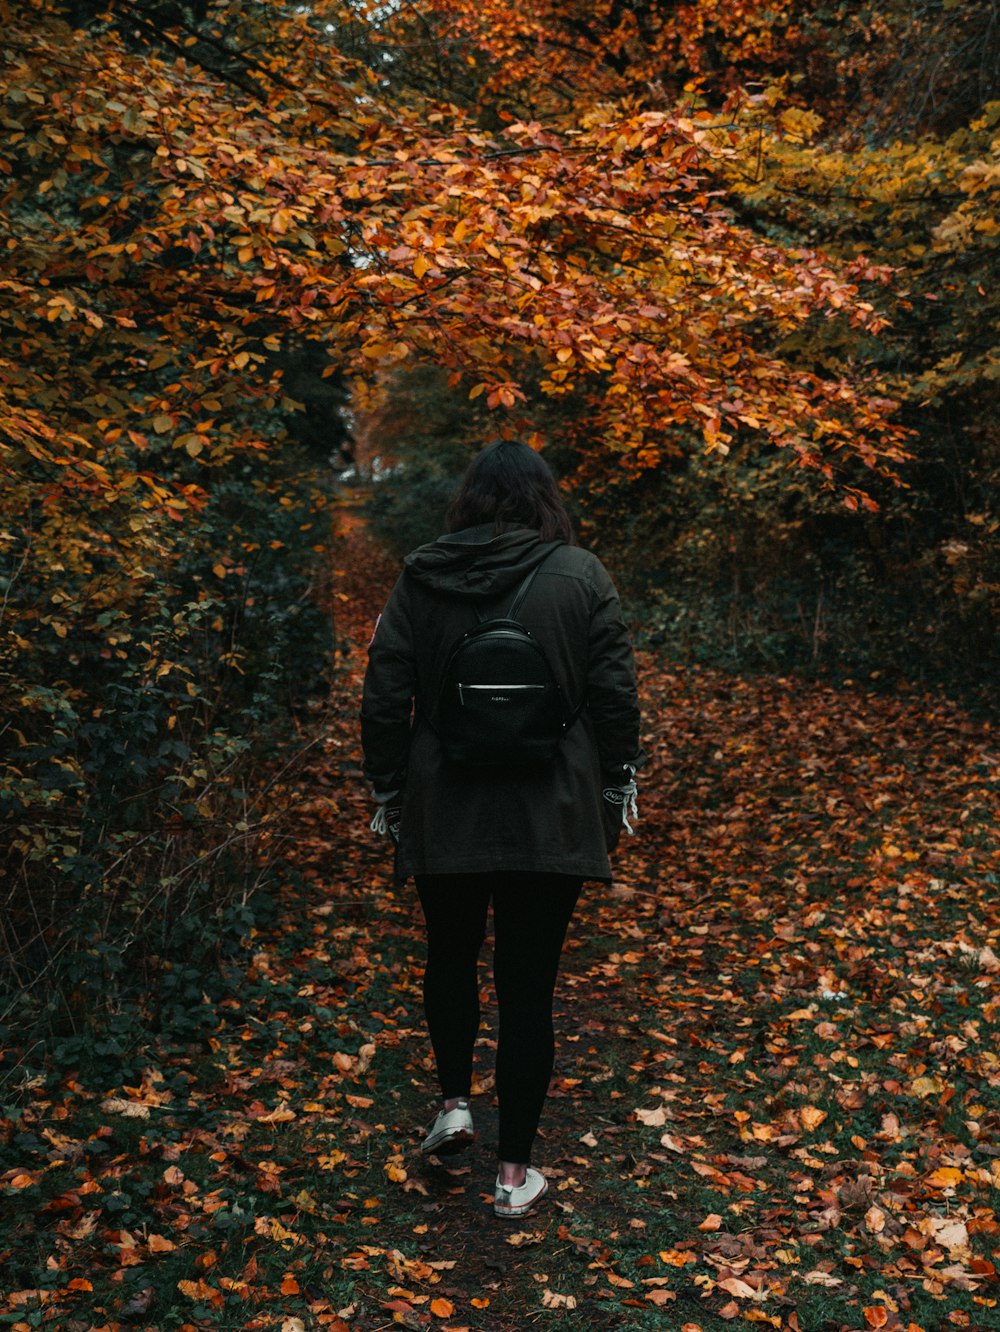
177, 1278, 222, 1306
280, 1274, 300, 1295
864, 1309, 888, 1329
430, 1297, 454, 1317
659, 1249, 697, 1266
800, 1105, 827, 1131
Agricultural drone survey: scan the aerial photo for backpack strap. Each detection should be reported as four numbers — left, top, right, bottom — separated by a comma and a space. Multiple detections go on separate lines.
475, 543, 562, 624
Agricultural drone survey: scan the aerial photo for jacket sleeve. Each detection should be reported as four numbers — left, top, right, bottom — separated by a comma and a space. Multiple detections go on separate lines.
586, 558, 644, 779
360, 574, 416, 793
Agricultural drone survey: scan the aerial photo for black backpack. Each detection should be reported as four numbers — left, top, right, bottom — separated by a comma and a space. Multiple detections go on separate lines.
433, 547, 580, 769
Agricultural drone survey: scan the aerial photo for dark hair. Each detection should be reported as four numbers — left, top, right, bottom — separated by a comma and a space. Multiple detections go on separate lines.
446, 440, 574, 543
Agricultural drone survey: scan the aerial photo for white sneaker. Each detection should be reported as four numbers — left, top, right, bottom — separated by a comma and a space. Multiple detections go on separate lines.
493, 1166, 548, 1218
421, 1100, 475, 1156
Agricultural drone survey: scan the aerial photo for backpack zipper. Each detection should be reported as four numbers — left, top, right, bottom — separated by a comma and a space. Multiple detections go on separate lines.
457, 683, 545, 705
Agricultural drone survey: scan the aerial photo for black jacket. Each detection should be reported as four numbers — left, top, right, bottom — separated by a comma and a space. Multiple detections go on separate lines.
360, 524, 643, 881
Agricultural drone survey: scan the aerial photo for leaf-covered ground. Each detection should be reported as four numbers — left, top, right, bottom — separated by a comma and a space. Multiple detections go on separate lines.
2, 521, 999, 1332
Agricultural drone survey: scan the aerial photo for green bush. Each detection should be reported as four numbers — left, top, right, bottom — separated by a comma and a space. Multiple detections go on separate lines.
0, 446, 335, 1063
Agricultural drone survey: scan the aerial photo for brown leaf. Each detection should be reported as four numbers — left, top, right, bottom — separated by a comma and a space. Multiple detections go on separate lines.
506, 1230, 545, 1247
717, 1277, 766, 1301
645, 1289, 676, 1305
634, 1105, 669, 1126
865, 1205, 887, 1234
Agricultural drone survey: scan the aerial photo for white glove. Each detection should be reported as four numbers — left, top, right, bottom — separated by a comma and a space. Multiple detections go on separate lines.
602, 764, 638, 835
369, 789, 401, 843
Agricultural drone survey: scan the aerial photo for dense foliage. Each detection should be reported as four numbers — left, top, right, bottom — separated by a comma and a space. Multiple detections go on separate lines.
363, 0, 999, 686
2, 0, 996, 1045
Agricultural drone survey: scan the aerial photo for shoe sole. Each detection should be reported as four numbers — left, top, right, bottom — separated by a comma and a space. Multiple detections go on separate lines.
494, 1178, 548, 1217
421, 1128, 475, 1156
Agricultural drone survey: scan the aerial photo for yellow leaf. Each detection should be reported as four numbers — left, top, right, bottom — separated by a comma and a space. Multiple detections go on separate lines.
910, 1076, 946, 1098
252, 1217, 303, 1246
257, 1104, 295, 1124
926, 1166, 963, 1187
413, 253, 431, 278
506, 1230, 544, 1247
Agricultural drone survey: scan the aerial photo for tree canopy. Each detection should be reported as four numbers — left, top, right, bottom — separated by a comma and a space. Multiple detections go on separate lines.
2, 0, 918, 514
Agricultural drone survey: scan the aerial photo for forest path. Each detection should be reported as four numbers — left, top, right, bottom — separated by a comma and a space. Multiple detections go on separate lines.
3, 516, 998, 1332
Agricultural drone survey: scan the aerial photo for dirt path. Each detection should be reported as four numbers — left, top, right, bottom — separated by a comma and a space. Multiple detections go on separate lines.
2, 518, 998, 1332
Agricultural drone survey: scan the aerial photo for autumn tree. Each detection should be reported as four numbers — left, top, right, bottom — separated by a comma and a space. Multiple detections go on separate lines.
362, 0, 997, 677
4, 0, 972, 1032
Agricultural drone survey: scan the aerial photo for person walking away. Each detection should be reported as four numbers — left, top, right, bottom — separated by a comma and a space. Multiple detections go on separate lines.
360, 439, 643, 1218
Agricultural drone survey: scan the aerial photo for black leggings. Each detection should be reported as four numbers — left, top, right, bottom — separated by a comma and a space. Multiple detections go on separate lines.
414, 872, 582, 1164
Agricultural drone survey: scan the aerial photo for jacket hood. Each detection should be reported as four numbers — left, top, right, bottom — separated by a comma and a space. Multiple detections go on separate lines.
403, 524, 559, 602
